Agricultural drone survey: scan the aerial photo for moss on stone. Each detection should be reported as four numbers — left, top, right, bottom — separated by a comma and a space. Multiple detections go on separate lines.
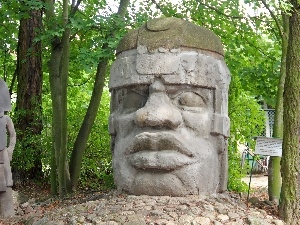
116, 17, 224, 56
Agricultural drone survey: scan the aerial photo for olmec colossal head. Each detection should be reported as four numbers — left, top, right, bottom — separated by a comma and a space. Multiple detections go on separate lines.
109, 17, 231, 196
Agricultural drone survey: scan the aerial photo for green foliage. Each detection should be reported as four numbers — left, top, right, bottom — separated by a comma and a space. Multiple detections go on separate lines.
11, 128, 42, 172
27, 0, 142, 191
11, 93, 44, 179
0, 0, 19, 82
227, 74, 266, 192
40, 76, 114, 189
78, 87, 114, 190
21, 0, 44, 10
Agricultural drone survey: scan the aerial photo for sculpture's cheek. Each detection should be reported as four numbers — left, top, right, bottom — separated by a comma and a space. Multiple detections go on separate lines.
114, 113, 136, 139
181, 111, 212, 137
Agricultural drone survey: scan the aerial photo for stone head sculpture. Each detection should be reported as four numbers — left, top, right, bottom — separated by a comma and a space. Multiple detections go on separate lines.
109, 17, 230, 196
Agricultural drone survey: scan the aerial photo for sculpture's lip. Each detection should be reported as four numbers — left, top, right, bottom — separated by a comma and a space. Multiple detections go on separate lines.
125, 132, 195, 170
125, 132, 194, 157
128, 150, 195, 170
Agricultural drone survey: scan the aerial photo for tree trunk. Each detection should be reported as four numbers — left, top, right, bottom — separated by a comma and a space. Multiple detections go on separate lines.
69, 59, 108, 190
48, 35, 70, 196
268, 13, 289, 203
14, 3, 43, 181
45, 0, 71, 196
279, 1, 300, 223
48, 35, 63, 195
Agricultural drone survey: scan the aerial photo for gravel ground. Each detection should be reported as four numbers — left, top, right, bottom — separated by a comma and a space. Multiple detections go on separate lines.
242, 174, 268, 189
0, 175, 285, 225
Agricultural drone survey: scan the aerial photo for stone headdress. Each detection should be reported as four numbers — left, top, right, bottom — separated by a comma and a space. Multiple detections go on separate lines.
110, 17, 230, 138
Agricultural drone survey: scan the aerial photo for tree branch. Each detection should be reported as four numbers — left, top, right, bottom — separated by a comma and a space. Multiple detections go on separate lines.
196, 0, 245, 19
259, 0, 283, 39
70, 0, 81, 17
196, 0, 277, 24
117, 0, 130, 17
196, 0, 281, 40
150, 0, 181, 17
150, 0, 167, 15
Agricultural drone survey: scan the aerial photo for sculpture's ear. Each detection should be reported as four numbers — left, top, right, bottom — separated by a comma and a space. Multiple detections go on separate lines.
108, 114, 116, 136
108, 115, 116, 155
211, 113, 230, 138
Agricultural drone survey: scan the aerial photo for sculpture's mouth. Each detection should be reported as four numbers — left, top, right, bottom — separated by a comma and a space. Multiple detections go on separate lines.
125, 132, 195, 170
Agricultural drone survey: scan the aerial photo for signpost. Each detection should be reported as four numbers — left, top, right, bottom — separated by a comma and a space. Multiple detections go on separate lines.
254, 137, 283, 157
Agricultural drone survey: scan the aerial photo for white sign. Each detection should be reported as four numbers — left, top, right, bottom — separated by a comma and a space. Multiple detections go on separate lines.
254, 137, 282, 157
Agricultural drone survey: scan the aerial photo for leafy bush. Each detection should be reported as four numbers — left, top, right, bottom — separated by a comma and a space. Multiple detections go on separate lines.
79, 87, 114, 190
227, 74, 266, 192
36, 79, 114, 190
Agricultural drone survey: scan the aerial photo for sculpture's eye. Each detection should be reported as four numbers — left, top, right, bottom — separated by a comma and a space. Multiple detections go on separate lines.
178, 92, 206, 108
123, 91, 147, 112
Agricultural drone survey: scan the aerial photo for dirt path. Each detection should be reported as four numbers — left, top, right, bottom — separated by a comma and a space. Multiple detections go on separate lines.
242, 174, 268, 188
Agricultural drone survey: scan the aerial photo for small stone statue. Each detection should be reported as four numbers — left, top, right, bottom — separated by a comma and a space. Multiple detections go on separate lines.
109, 17, 231, 196
0, 78, 16, 217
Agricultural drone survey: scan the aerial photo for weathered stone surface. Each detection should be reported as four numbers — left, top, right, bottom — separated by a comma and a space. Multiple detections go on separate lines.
227, 212, 240, 219
178, 214, 194, 224
0, 188, 14, 217
273, 220, 286, 225
247, 216, 272, 225
0, 79, 11, 112
109, 17, 230, 196
0, 79, 16, 218
193, 216, 210, 225
117, 17, 224, 55
216, 214, 230, 222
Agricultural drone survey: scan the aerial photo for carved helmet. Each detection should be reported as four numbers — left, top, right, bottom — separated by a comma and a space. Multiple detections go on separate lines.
109, 17, 230, 137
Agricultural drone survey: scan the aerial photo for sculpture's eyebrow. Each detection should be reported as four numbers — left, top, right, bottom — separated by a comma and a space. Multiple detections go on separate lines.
166, 85, 212, 103
129, 88, 148, 98
186, 86, 212, 103
195, 91, 210, 103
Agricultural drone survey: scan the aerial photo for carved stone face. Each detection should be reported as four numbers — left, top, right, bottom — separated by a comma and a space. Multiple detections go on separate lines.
109, 17, 230, 196
110, 78, 221, 195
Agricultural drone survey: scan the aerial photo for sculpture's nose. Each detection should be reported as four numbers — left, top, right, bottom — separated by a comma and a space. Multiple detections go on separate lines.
134, 80, 182, 129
